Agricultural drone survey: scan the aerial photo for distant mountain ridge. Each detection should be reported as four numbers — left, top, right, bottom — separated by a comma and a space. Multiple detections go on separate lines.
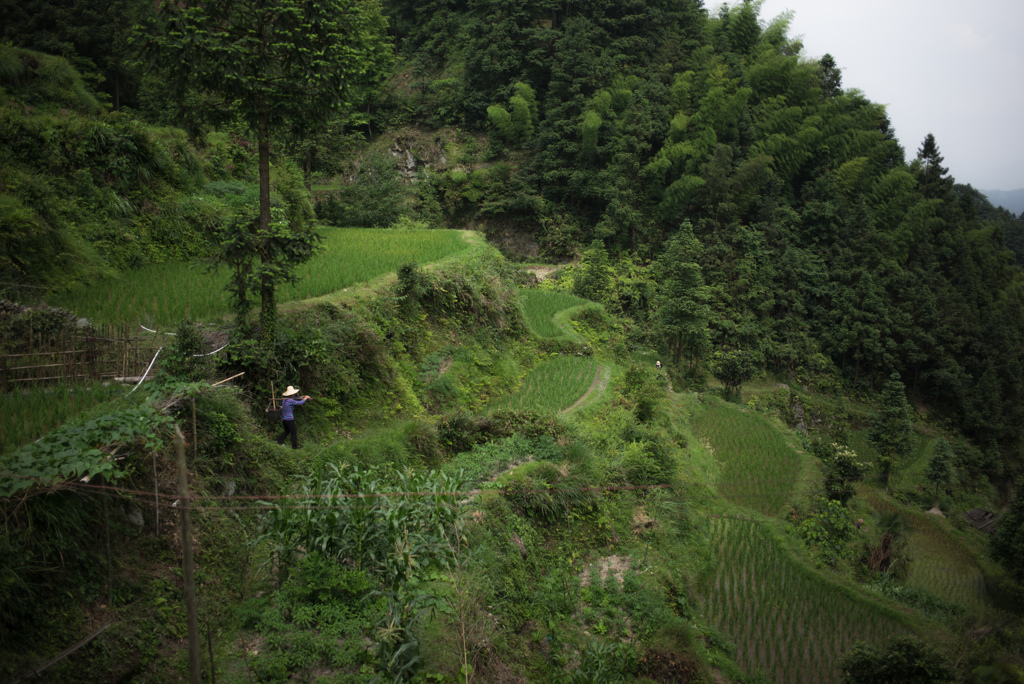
980, 188, 1024, 215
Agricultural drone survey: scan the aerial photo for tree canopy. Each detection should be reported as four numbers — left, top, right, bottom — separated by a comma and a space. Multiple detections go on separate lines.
148, 0, 391, 343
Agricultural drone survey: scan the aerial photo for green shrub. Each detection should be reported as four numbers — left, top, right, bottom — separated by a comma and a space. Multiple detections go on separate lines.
241, 552, 379, 682
839, 635, 954, 684
798, 497, 857, 566
161, 318, 212, 381
314, 150, 409, 227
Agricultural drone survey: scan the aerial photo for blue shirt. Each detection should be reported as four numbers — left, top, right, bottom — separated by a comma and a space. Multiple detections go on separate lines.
281, 397, 306, 420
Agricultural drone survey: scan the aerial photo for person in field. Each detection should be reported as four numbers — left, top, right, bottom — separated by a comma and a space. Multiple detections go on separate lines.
277, 386, 311, 449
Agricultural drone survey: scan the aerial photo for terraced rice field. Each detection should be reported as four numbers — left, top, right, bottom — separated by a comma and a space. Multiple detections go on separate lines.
704, 517, 907, 684
518, 289, 590, 338
866, 493, 990, 613
693, 404, 803, 516
494, 355, 599, 413
848, 431, 935, 491
52, 227, 469, 326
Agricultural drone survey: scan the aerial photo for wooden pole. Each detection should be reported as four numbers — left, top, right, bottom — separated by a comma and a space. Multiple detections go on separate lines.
175, 425, 202, 684
103, 495, 113, 606
207, 617, 217, 684
211, 372, 245, 387
153, 452, 160, 533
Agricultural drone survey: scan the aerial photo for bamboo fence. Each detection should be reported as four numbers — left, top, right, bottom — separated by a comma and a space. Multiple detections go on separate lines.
1, 324, 163, 392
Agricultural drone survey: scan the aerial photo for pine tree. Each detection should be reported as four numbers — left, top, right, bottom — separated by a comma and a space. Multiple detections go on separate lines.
924, 440, 953, 508
916, 133, 952, 198
991, 484, 1024, 584
653, 222, 712, 379
868, 372, 914, 489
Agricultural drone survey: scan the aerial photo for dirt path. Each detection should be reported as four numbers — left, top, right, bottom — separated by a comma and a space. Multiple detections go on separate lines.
562, 362, 608, 414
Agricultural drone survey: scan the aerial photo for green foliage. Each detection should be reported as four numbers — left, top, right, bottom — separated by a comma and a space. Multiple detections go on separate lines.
924, 439, 953, 506
868, 373, 914, 486
257, 464, 469, 591
0, 488, 104, 645
653, 223, 712, 379
0, 45, 99, 112
710, 349, 758, 401
839, 635, 955, 684
149, 0, 391, 344
149, 0, 390, 135
0, 403, 171, 497
315, 150, 410, 227
0, 45, 244, 291
798, 498, 857, 566
990, 484, 1024, 585
238, 552, 379, 682
813, 441, 871, 505
442, 433, 563, 484
573, 240, 614, 302
500, 460, 596, 523
621, 439, 677, 487
0, 194, 69, 290
215, 204, 322, 343
620, 363, 665, 423
864, 511, 912, 580
160, 318, 212, 382
487, 82, 538, 147
864, 576, 966, 623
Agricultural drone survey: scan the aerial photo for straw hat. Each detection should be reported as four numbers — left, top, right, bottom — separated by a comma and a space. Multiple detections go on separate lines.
282, 386, 300, 397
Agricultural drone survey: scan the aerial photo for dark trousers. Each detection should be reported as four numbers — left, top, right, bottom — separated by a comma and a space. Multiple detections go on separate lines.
277, 419, 298, 449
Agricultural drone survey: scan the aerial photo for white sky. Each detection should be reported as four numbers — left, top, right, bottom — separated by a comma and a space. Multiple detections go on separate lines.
752, 0, 1024, 191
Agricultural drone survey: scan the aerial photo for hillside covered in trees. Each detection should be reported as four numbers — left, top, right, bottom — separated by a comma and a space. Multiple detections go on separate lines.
377, 0, 1024, 479
5, 0, 1024, 475
2, 0, 1024, 682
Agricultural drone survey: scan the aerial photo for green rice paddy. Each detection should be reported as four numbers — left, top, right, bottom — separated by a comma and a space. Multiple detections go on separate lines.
51, 227, 469, 327
0, 381, 125, 455
848, 430, 935, 491
518, 289, 590, 338
704, 517, 907, 684
493, 355, 599, 413
865, 493, 990, 613
693, 404, 803, 516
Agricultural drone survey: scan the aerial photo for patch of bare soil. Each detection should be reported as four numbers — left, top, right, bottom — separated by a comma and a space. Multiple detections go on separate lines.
525, 266, 559, 282
580, 555, 631, 587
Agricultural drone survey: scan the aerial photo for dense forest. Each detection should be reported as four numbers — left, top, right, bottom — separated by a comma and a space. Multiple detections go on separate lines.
2, 0, 1024, 682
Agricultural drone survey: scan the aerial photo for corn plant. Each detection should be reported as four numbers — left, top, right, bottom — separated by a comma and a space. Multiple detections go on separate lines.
258, 464, 471, 591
